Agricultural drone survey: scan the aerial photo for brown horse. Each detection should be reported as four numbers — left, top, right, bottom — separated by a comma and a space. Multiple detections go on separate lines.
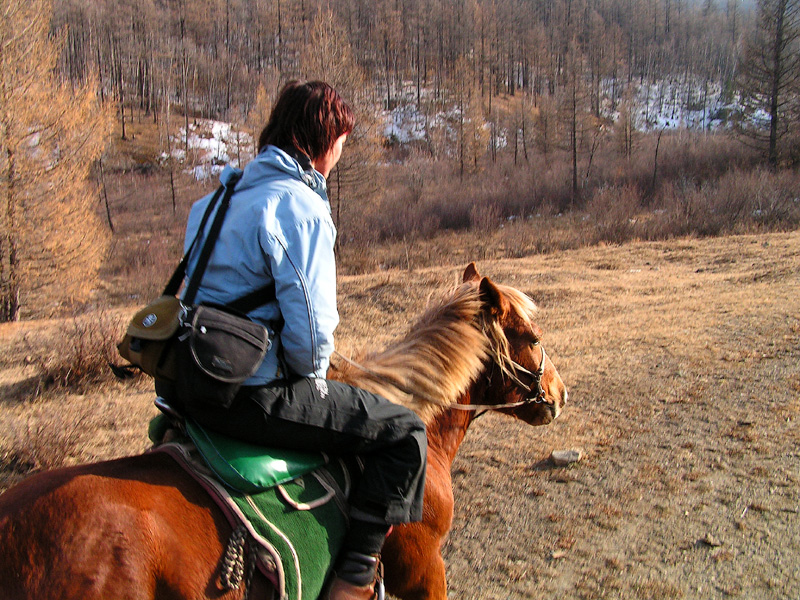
0, 264, 567, 600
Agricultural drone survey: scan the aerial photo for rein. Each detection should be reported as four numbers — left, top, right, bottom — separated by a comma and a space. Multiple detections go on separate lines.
332, 342, 550, 413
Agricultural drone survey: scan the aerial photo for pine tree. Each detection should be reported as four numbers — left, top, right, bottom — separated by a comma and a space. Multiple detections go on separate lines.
0, 0, 113, 321
736, 0, 800, 167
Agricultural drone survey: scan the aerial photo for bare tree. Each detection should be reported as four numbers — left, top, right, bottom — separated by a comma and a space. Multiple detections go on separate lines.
558, 40, 592, 205
615, 88, 642, 159
299, 8, 382, 236
452, 56, 488, 179
46, 0, 752, 155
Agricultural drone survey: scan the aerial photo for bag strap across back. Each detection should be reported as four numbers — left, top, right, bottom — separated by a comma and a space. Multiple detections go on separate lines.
162, 173, 276, 315
162, 183, 226, 298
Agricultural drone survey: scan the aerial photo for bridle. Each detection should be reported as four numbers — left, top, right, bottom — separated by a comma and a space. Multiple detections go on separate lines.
501, 342, 549, 406
450, 342, 549, 412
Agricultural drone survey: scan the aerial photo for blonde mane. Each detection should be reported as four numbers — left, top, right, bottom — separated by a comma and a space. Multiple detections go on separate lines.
331, 280, 538, 424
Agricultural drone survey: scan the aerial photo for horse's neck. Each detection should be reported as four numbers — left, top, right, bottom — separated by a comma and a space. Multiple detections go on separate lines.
426, 391, 476, 463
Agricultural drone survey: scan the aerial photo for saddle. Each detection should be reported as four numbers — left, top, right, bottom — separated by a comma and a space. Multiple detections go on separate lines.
148, 399, 358, 600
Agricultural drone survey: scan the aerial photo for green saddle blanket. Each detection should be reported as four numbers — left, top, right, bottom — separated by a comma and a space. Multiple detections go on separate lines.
150, 414, 353, 600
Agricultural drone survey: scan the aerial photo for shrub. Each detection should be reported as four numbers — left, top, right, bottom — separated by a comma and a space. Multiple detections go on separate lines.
25, 309, 130, 394
470, 201, 502, 231
98, 129, 797, 287
648, 167, 800, 239
585, 184, 643, 244
0, 409, 88, 475
370, 187, 442, 241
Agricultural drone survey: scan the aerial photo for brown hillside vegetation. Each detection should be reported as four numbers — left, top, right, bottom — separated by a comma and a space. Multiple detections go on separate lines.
1, 230, 798, 599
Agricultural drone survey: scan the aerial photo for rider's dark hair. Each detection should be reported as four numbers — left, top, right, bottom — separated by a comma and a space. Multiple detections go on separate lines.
258, 81, 355, 162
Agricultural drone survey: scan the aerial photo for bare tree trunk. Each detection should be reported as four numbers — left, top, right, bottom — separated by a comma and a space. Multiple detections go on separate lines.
98, 158, 114, 233
522, 114, 528, 161
334, 164, 342, 233
768, 0, 787, 168
2, 146, 20, 322
490, 119, 497, 163
178, 0, 190, 156
384, 34, 391, 109
170, 169, 177, 214
415, 22, 421, 109
571, 82, 578, 204
165, 92, 177, 214
95, 33, 104, 103
277, 0, 283, 73
112, 35, 127, 140
585, 127, 602, 183
651, 128, 665, 197
459, 87, 465, 180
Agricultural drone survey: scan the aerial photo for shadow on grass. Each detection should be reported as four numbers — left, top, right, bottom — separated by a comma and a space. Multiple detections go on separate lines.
0, 377, 41, 403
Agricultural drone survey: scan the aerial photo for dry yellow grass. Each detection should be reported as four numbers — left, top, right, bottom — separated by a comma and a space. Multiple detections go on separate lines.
1, 229, 798, 598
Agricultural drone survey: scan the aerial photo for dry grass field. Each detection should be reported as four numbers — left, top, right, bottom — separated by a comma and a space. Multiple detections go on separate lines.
1, 229, 798, 599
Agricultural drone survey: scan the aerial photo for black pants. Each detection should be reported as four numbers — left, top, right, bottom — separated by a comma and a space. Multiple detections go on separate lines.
178, 377, 427, 526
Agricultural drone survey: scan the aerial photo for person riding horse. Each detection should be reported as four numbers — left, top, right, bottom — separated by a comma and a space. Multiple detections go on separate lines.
158, 80, 426, 600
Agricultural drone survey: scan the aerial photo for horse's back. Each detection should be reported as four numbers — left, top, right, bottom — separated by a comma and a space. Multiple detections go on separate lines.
0, 452, 240, 600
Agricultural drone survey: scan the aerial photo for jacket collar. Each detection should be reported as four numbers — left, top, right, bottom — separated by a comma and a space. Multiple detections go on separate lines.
260, 145, 328, 197
225, 146, 330, 206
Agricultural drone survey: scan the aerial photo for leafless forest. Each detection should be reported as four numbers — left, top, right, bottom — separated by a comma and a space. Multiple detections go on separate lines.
2, 0, 800, 322
55, 0, 745, 126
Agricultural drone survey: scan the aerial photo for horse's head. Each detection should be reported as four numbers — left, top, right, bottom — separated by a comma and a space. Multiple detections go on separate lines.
463, 263, 567, 426
331, 263, 566, 427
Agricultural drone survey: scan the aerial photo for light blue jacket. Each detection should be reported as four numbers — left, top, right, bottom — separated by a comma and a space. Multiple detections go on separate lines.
182, 146, 339, 384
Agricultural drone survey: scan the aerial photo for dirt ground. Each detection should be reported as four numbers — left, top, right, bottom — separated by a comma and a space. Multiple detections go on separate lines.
1, 230, 798, 599
434, 231, 800, 600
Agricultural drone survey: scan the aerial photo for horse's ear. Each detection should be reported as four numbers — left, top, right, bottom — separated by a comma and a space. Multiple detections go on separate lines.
463, 262, 481, 283
479, 277, 510, 317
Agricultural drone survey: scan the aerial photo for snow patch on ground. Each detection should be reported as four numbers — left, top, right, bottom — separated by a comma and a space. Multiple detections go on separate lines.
626, 79, 738, 131
178, 79, 757, 178
383, 77, 746, 147
167, 119, 255, 180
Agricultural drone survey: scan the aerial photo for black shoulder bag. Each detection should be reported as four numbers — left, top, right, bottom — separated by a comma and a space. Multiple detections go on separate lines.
118, 174, 276, 409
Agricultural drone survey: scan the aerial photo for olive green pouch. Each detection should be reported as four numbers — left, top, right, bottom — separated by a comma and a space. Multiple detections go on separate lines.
117, 296, 184, 380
